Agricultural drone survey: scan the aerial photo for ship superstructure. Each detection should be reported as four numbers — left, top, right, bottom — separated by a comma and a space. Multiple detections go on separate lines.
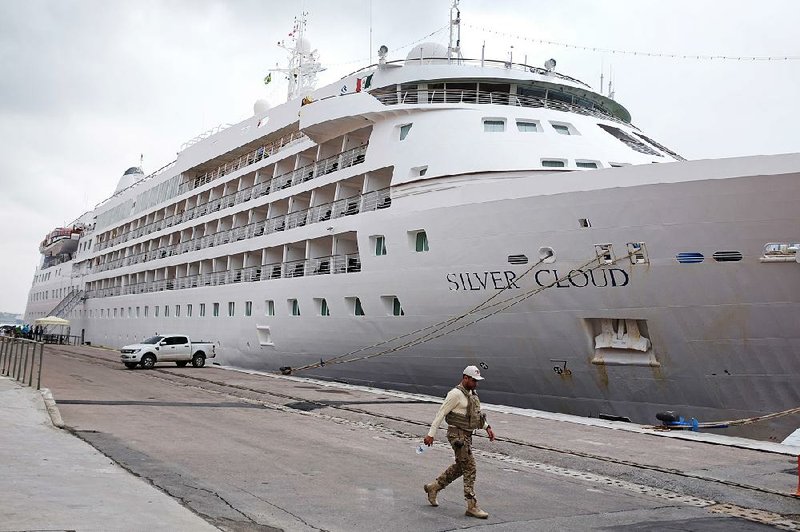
24, 10, 800, 442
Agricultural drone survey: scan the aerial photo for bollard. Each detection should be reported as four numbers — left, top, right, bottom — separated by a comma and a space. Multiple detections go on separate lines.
796, 455, 799, 497
12, 341, 21, 381
0, 338, 6, 374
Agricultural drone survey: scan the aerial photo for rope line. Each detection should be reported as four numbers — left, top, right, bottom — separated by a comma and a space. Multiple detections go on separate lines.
464, 23, 800, 62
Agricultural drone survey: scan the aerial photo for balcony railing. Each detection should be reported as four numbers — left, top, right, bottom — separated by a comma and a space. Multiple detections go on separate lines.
90, 187, 389, 274
96, 144, 368, 252
85, 253, 361, 299
370, 87, 626, 125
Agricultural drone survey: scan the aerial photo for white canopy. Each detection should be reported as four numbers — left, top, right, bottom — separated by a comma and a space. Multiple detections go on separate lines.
34, 316, 70, 326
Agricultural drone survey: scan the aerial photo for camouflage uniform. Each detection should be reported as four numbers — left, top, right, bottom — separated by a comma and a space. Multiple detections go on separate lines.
434, 384, 486, 499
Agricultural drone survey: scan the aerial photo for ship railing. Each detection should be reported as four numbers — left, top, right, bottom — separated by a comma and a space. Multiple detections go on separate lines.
370, 87, 626, 125
88, 253, 362, 299
96, 144, 368, 253
89, 185, 388, 275
176, 130, 308, 196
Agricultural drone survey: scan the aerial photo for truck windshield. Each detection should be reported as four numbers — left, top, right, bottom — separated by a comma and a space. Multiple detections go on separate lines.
141, 336, 164, 344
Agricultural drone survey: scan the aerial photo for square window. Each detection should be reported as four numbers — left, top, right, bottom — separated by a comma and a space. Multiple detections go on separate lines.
289, 299, 300, 316
245, 301, 252, 316
374, 235, 387, 256
315, 298, 330, 316
213, 302, 220, 317
265, 300, 275, 316
200, 303, 206, 317
552, 124, 572, 135
228, 302, 235, 317
399, 123, 413, 140
516, 120, 540, 132
345, 297, 365, 316
483, 119, 505, 132
576, 161, 599, 169
542, 160, 566, 168
415, 231, 429, 252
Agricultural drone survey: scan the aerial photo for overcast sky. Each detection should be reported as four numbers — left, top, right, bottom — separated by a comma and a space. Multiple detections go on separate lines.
1, 0, 798, 314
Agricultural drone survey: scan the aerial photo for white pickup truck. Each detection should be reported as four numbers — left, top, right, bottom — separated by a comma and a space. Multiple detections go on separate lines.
120, 334, 216, 369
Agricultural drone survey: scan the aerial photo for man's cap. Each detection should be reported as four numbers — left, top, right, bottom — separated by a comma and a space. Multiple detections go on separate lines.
463, 365, 484, 380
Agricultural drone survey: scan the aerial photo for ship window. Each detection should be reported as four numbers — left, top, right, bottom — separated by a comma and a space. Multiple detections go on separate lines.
175, 304, 180, 317
415, 230, 429, 252
551, 122, 576, 135
316, 298, 330, 316
154, 306, 159, 317
374, 235, 387, 256
399, 123, 413, 140
164, 305, 169, 317
516, 120, 540, 132
579, 218, 591, 228
265, 300, 275, 316
228, 302, 235, 316
676, 252, 704, 264
627, 242, 648, 264
576, 161, 599, 169
213, 302, 219, 317
136, 307, 140, 318
346, 296, 365, 316
199, 303, 206, 317
187, 304, 193, 317
542, 160, 566, 168
633, 132, 685, 161
483, 119, 505, 132
245, 301, 252, 316
144, 306, 149, 317
290, 299, 301, 316
597, 124, 661, 156
508, 254, 529, 265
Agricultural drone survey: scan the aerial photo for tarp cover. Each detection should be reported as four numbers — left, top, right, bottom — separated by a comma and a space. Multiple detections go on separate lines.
34, 316, 70, 326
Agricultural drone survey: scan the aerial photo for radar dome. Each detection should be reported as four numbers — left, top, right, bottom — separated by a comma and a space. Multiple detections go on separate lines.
114, 166, 145, 194
254, 99, 271, 115
405, 42, 448, 64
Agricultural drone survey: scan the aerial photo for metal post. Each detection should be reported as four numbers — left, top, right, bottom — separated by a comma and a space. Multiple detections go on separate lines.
21, 342, 29, 383
36, 343, 44, 390
28, 343, 36, 387
12, 341, 21, 380
0, 338, 6, 373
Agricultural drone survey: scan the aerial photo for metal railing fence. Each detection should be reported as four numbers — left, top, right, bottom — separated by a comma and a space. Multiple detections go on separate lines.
0, 337, 44, 390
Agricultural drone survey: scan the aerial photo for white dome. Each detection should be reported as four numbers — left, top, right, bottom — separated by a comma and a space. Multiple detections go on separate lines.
253, 99, 271, 115
405, 42, 448, 63
114, 166, 145, 194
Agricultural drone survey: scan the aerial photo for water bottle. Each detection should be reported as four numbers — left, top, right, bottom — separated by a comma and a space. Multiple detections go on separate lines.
415, 442, 427, 454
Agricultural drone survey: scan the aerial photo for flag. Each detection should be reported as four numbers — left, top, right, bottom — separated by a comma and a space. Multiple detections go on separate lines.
263, 73, 272, 85
355, 73, 373, 92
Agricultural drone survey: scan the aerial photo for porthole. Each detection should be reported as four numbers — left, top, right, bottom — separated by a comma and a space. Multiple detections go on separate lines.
508, 254, 528, 265
676, 252, 704, 264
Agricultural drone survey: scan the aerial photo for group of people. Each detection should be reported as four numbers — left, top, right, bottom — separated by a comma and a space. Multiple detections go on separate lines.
1, 324, 45, 341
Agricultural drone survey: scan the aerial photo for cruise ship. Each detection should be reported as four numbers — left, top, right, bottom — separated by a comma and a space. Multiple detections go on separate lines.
24, 7, 799, 442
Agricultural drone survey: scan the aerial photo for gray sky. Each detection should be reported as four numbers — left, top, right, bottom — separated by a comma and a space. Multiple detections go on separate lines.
1, 0, 798, 314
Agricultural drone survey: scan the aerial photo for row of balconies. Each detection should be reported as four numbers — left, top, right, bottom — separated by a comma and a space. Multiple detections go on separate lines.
85, 252, 361, 299
96, 143, 367, 252
90, 187, 389, 274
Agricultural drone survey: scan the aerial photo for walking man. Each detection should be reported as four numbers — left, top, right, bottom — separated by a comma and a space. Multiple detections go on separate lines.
422, 365, 495, 518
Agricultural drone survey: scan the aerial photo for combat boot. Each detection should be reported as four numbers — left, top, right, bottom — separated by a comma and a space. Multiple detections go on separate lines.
423, 482, 441, 506
465, 497, 488, 519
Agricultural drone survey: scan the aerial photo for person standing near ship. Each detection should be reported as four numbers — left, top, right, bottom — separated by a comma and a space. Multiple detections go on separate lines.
422, 365, 495, 519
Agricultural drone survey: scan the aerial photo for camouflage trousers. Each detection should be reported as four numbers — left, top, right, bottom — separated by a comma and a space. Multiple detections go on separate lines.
434, 426, 477, 500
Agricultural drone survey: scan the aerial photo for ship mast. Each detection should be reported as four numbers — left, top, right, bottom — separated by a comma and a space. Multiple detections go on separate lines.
271, 12, 325, 102
447, 0, 462, 63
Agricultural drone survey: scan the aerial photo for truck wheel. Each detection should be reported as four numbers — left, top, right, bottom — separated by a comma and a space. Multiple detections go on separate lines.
176, 361, 188, 367
191, 352, 206, 368
124, 362, 138, 369
140, 354, 156, 369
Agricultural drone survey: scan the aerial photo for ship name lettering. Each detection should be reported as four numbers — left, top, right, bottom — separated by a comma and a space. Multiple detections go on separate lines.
447, 268, 628, 291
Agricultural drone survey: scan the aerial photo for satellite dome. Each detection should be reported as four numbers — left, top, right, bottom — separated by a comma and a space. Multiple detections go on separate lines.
405, 42, 448, 63
114, 166, 145, 194
254, 99, 271, 115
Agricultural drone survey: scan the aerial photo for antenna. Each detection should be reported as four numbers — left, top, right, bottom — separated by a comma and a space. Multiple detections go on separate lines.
599, 58, 604, 95
271, 11, 325, 102
448, 0, 462, 63
608, 65, 615, 100
369, 0, 373, 65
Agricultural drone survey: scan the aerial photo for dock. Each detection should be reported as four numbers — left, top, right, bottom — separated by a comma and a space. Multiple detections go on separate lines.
1, 343, 798, 531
